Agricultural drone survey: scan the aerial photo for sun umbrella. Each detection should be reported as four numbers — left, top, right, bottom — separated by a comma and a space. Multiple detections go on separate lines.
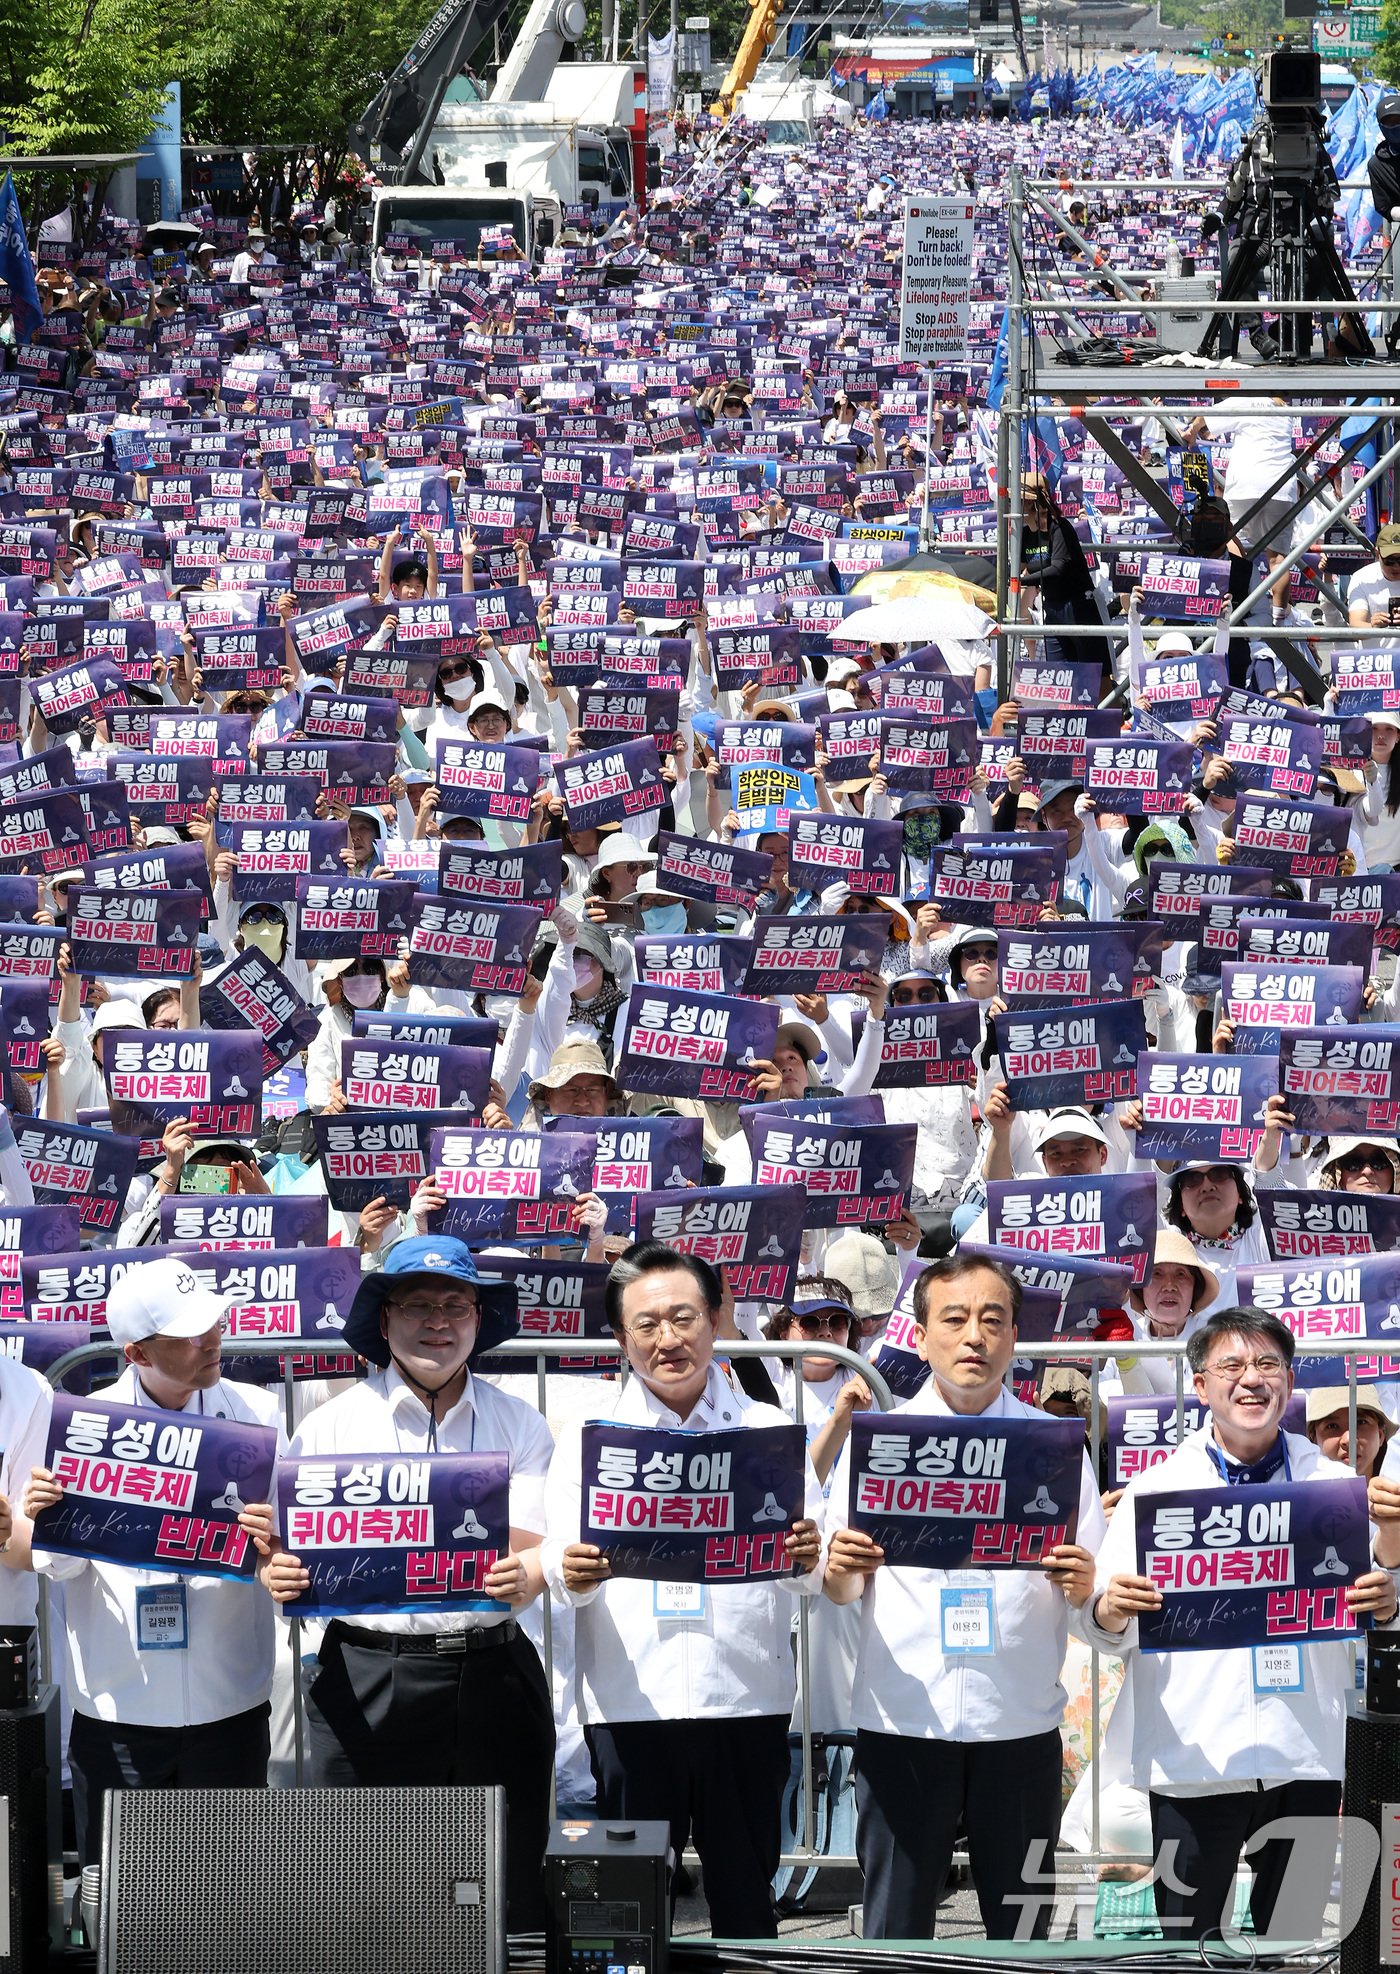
825, 593, 994, 647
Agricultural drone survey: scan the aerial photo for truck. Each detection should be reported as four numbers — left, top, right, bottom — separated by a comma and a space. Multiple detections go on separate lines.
368, 182, 561, 272
426, 100, 635, 213
733, 75, 852, 148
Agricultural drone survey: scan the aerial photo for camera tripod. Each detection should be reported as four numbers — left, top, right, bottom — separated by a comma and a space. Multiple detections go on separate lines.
1198, 182, 1373, 363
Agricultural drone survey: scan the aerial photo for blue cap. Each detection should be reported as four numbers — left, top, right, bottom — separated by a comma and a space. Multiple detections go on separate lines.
341, 1235, 518, 1367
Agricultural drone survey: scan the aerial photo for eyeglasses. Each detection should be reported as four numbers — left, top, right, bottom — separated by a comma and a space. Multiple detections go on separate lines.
1339, 1151, 1390, 1175
624, 1309, 706, 1343
1381, 555, 1400, 569
388, 1296, 479, 1324
1201, 1354, 1287, 1381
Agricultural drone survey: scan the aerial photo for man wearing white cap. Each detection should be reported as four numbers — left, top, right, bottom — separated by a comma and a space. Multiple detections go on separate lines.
19, 1255, 282, 1866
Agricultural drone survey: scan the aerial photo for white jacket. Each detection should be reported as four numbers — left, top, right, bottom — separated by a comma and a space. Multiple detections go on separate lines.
541, 1362, 825, 1723
1077, 1424, 1397, 1790
34, 1367, 283, 1728
826, 1382, 1106, 1742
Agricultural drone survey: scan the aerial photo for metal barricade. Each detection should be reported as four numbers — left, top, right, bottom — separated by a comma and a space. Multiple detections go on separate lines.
32, 1327, 1382, 1909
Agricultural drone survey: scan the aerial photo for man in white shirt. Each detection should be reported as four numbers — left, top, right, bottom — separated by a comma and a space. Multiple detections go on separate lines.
1346, 521, 1400, 644
824, 1254, 1105, 1941
1081, 1304, 1400, 1942
262, 1235, 555, 1931
1184, 397, 1295, 554
542, 1242, 824, 1939
19, 1255, 281, 1866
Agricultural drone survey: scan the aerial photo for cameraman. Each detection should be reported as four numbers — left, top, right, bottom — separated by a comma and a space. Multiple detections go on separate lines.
1368, 94, 1400, 351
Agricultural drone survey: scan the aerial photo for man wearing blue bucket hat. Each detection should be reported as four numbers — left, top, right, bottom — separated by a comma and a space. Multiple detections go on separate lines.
261, 1235, 555, 1929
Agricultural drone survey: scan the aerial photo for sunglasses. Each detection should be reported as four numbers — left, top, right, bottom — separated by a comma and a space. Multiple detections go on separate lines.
1339, 1151, 1390, 1175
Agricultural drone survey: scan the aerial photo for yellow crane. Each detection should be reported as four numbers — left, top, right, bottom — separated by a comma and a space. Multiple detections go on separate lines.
713, 0, 786, 116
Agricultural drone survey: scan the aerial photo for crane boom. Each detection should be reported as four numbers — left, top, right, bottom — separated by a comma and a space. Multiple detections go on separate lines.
713, 0, 785, 115
350, 0, 515, 182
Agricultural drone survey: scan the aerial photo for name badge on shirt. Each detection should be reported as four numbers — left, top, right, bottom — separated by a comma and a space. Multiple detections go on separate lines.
940, 1586, 994, 1654
654, 1580, 706, 1620
1252, 1643, 1303, 1693
136, 1583, 188, 1651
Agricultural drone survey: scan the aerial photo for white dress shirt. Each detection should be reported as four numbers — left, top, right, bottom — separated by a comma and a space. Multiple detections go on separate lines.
287, 1366, 553, 1634
0, 1358, 52, 1625
826, 1381, 1106, 1742
541, 1361, 825, 1723
1076, 1423, 1393, 1791
34, 1367, 282, 1728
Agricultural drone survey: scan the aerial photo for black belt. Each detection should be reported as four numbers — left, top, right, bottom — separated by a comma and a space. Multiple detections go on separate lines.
327, 1618, 519, 1656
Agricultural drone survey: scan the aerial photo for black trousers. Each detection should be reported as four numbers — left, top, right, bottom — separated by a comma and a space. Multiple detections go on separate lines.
307, 1621, 554, 1932
1149, 1779, 1341, 1941
587, 1715, 789, 1939
69, 1702, 270, 1868
855, 1727, 1063, 1941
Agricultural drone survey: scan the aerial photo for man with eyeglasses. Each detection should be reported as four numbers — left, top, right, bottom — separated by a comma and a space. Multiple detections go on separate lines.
1347, 522, 1400, 640
541, 1241, 824, 1938
260, 1235, 555, 1930
1081, 1305, 1400, 1942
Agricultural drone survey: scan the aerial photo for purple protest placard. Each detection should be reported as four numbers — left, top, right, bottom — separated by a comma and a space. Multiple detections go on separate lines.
998, 924, 1154, 1006
655, 832, 772, 909
437, 840, 562, 908
1312, 875, 1400, 957
1134, 1479, 1369, 1651
228, 822, 347, 902
1083, 737, 1194, 815
0, 1320, 94, 1379
159, 1194, 329, 1250
929, 843, 1062, 930
110, 754, 216, 829
278, 1452, 509, 1616
1278, 1026, 1400, 1137
339, 1037, 491, 1114
1135, 1050, 1278, 1162
0, 788, 90, 874
435, 740, 539, 822
312, 1109, 480, 1213
743, 1115, 915, 1229
879, 717, 977, 799
104, 1028, 263, 1141
1147, 862, 1273, 930
406, 899, 541, 995
872, 998, 981, 1091
1015, 710, 1127, 785
293, 876, 416, 962
30, 655, 128, 735
14, 1118, 141, 1236
36, 1391, 277, 1582
543, 1116, 704, 1235
1107, 1395, 1209, 1489
427, 1125, 598, 1243
580, 1421, 805, 1583
216, 777, 322, 826
1232, 795, 1351, 879
848, 1412, 1085, 1569
631, 1184, 805, 1302
959, 1241, 1137, 1338
996, 1001, 1146, 1112
987, 1172, 1157, 1285
200, 948, 320, 1076
615, 985, 778, 1102
787, 814, 902, 896
633, 934, 751, 996
1238, 1252, 1400, 1348
474, 1257, 612, 1373
742, 914, 888, 996
1221, 713, 1324, 800
1222, 962, 1365, 1059
554, 738, 666, 832
1258, 1189, 1400, 1260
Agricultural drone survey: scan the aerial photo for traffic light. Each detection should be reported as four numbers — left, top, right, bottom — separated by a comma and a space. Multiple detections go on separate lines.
1224, 29, 1237, 42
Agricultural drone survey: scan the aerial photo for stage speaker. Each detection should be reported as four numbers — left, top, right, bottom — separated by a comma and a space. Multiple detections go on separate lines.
1342, 1708, 1400, 1974
99, 1785, 506, 1974
0, 1685, 62, 1972
545, 1819, 671, 1974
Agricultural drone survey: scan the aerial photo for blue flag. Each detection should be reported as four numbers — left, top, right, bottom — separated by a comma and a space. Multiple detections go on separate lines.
0, 173, 41, 345
867, 87, 888, 122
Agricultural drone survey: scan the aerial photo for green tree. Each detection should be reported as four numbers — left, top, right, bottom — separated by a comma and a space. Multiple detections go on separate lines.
1375, 0, 1400, 86
0, 0, 173, 239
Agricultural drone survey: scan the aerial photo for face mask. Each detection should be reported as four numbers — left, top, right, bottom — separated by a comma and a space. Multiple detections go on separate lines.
642, 903, 688, 935
340, 974, 381, 1008
902, 811, 942, 859
443, 678, 474, 705
241, 921, 285, 963
482, 992, 518, 1031
573, 955, 602, 997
